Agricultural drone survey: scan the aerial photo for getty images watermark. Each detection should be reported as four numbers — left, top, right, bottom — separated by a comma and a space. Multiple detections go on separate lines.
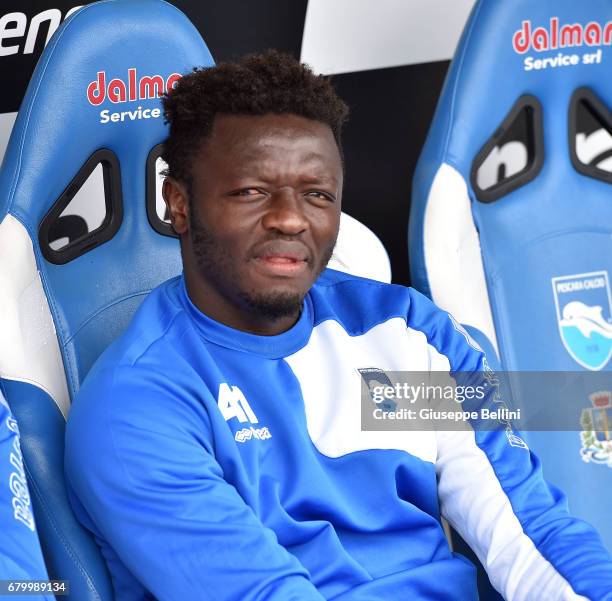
359, 369, 612, 434
368, 380, 515, 422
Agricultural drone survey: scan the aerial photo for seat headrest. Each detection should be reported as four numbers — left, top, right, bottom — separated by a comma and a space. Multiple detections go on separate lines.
422, 0, 612, 174
329, 213, 391, 283
0, 0, 212, 225
0, 0, 214, 402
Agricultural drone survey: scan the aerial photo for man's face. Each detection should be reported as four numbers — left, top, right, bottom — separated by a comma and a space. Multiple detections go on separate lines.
164, 113, 343, 332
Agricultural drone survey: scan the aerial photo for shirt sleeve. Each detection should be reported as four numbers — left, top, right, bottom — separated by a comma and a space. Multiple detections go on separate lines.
0, 392, 55, 601
406, 288, 612, 601
65, 365, 325, 601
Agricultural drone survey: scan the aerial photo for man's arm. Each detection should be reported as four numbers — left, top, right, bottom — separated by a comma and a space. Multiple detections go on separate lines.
406, 288, 612, 601
65, 366, 324, 601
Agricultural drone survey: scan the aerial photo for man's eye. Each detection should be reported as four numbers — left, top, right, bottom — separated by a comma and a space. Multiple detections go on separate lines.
231, 188, 264, 198
305, 190, 334, 202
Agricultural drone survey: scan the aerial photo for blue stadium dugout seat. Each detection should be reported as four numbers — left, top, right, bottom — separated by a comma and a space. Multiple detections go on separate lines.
410, 0, 612, 586
0, 1, 391, 598
0, 1, 214, 597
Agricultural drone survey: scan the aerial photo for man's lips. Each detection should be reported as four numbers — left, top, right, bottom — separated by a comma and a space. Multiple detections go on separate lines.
253, 254, 309, 276
251, 243, 312, 277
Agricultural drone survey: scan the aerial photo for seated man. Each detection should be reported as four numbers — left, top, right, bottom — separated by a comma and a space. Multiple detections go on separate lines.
65, 51, 612, 600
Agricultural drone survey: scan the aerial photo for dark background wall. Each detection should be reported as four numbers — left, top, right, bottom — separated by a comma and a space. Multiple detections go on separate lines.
0, 0, 475, 285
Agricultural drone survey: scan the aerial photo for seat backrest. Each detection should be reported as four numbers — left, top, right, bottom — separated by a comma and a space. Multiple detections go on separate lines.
0, 1, 214, 598
410, 0, 612, 552
329, 212, 392, 283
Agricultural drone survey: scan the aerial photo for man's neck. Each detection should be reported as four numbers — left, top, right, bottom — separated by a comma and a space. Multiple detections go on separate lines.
183, 271, 302, 336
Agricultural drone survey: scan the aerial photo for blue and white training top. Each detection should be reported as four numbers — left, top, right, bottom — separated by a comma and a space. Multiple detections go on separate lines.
0, 391, 54, 601
65, 269, 612, 601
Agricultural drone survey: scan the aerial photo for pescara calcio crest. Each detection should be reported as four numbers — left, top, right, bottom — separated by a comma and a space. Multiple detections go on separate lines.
357, 368, 397, 412
552, 271, 612, 371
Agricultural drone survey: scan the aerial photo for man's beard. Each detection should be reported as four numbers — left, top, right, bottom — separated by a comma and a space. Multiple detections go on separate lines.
189, 205, 335, 321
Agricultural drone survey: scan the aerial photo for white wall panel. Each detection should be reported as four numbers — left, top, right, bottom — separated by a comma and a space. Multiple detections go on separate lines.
301, 0, 475, 74
0, 112, 17, 165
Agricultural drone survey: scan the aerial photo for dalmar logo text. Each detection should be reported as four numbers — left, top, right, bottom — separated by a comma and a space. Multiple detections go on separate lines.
512, 18, 611, 72
87, 68, 182, 125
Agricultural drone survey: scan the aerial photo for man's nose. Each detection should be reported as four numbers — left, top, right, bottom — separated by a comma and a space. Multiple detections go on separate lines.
261, 189, 309, 234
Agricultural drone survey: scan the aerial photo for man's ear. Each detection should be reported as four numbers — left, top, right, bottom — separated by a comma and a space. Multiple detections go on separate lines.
162, 177, 189, 235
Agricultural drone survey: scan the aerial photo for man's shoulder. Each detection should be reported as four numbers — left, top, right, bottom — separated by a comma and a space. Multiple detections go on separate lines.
66, 278, 205, 459
311, 268, 441, 330
311, 269, 484, 369
95, 276, 191, 371
69, 276, 198, 421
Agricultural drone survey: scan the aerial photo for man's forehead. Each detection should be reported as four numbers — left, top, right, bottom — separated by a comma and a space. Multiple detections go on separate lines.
198, 113, 342, 174
213, 111, 331, 130
207, 113, 337, 150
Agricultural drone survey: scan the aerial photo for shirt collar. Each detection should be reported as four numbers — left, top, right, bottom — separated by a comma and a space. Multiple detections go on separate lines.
177, 274, 313, 358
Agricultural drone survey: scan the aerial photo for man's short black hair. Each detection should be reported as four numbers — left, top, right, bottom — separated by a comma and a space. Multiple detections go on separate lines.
161, 50, 349, 190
